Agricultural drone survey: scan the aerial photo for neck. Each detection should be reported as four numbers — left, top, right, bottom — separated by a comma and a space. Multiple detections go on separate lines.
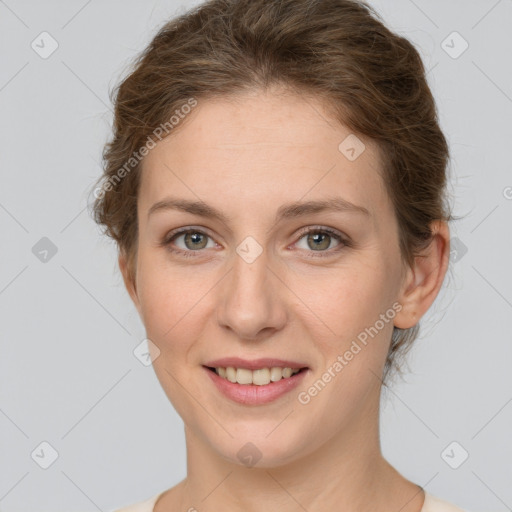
162, 388, 424, 512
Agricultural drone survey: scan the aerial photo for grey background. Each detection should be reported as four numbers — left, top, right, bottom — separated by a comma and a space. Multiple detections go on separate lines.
1, 0, 511, 511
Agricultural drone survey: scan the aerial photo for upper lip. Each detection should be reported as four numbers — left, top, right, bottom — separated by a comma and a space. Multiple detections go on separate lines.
204, 357, 309, 371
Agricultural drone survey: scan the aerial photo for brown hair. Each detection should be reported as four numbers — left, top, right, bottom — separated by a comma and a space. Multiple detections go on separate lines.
90, 0, 453, 383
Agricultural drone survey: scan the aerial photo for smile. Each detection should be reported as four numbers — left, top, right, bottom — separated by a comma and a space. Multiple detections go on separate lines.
203, 362, 309, 405
209, 366, 303, 386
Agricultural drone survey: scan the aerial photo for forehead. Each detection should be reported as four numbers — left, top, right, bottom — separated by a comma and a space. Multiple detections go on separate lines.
139, 89, 390, 223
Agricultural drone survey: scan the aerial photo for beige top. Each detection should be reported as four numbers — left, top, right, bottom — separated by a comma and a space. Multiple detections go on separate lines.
112, 490, 469, 511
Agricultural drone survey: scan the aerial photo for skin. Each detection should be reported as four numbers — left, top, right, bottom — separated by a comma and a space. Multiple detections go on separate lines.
119, 85, 450, 512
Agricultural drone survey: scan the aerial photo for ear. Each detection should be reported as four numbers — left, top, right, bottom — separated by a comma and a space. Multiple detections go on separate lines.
393, 220, 450, 329
118, 251, 141, 314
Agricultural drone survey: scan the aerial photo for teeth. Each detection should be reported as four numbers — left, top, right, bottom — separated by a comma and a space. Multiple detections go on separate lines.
226, 366, 237, 383
236, 368, 253, 385
214, 366, 301, 386
252, 368, 270, 385
282, 367, 292, 378
270, 367, 282, 382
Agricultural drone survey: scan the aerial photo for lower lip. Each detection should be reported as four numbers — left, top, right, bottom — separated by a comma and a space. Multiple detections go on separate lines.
204, 366, 309, 405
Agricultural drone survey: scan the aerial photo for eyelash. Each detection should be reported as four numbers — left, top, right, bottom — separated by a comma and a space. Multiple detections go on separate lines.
161, 226, 350, 259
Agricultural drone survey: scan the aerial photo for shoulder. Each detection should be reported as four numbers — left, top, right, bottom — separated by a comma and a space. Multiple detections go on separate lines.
422, 492, 470, 512
111, 491, 165, 512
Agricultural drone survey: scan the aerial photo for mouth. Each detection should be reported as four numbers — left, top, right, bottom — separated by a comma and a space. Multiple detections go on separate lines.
205, 365, 306, 385
202, 358, 310, 405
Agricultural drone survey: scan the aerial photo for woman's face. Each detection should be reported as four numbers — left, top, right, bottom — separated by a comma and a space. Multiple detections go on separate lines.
124, 87, 414, 467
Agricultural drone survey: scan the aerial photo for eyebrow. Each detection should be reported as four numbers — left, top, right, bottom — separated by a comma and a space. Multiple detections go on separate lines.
147, 196, 370, 226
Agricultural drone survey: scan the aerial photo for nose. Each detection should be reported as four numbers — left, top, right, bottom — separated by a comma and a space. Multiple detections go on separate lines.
216, 248, 288, 341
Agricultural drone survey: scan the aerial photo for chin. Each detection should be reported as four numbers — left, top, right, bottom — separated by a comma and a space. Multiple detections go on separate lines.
206, 423, 316, 469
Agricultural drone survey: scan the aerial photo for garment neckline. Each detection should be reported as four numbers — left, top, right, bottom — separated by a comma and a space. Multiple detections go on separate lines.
150, 490, 167, 511
149, 489, 432, 511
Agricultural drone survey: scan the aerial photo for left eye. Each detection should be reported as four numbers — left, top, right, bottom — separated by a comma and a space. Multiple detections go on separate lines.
294, 228, 344, 253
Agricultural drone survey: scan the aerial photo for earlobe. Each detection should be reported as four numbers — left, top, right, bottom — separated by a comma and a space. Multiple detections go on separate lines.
393, 221, 450, 330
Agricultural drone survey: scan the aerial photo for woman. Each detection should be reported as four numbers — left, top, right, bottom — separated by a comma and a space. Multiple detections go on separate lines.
92, 0, 468, 510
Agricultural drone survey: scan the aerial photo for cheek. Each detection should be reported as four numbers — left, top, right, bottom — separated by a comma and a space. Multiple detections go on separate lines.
135, 255, 186, 340
296, 261, 396, 341
135, 254, 216, 355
